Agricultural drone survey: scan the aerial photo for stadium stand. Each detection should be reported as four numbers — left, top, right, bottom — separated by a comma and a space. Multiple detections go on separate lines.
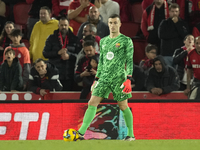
13, 2, 31, 38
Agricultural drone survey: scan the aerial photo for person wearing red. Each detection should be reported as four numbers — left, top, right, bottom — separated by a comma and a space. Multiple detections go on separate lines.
173, 35, 194, 90
68, 0, 94, 35
184, 36, 200, 99
192, 22, 200, 38
141, 0, 169, 54
52, 0, 73, 17
141, 0, 154, 11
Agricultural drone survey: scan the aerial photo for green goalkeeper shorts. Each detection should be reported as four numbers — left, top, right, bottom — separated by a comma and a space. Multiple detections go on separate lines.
92, 79, 132, 101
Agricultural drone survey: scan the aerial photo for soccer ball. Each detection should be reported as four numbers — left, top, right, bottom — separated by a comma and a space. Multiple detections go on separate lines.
63, 128, 79, 141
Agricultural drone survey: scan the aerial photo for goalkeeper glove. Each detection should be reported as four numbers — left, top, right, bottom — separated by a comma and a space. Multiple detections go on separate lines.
91, 77, 99, 92
120, 76, 132, 94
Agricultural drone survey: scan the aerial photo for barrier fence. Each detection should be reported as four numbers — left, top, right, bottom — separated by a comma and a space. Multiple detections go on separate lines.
0, 92, 188, 100
0, 100, 199, 140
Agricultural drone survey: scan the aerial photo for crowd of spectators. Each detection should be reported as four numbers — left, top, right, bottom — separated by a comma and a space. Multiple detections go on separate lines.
0, 0, 200, 99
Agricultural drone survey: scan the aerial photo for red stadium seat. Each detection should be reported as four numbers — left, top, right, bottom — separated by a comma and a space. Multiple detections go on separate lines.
13, 2, 31, 37
132, 39, 147, 65
5, 5, 10, 18
21, 39, 30, 49
129, 2, 143, 23
121, 22, 140, 38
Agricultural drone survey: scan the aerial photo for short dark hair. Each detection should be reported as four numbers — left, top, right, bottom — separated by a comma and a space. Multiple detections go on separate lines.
59, 16, 69, 22
183, 34, 194, 42
109, 14, 121, 21
83, 40, 95, 48
145, 44, 158, 53
83, 35, 95, 42
40, 6, 51, 14
34, 58, 46, 66
169, 3, 180, 10
5, 48, 15, 55
10, 29, 22, 37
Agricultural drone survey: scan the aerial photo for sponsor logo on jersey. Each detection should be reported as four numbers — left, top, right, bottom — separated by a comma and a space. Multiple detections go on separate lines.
115, 43, 120, 48
192, 64, 200, 68
193, 59, 196, 62
106, 52, 114, 60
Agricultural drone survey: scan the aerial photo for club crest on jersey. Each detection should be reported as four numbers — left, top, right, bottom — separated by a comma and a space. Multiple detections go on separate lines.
115, 43, 120, 48
106, 52, 114, 60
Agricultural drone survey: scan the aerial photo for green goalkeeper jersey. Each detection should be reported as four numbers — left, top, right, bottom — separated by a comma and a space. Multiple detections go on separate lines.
96, 33, 134, 83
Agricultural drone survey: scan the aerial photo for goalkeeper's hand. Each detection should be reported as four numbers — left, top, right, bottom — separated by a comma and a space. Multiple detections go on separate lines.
120, 76, 132, 94
91, 77, 99, 92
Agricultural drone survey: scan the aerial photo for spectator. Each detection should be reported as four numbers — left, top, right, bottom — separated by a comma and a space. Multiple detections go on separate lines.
28, 58, 63, 96
158, 3, 189, 67
75, 40, 99, 99
76, 34, 97, 65
141, 0, 154, 11
81, 55, 99, 99
184, 36, 200, 99
68, 0, 94, 35
0, 0, 6, 34
77, 6, 109, 39
192, 22, 200, 38
3, 29, 31, 90
0, 21, 15, 65
26, 0, 53, 39
139, 44, 157, 74
141, 0, 169, 54
95, 0, 120, 24
131, 64, 146, 91
52, 0, 73, 17
173, 35, 194, 90
43, 17, 81, 91
0, 48, 23, 92
81, 24, 100, 52
146, 55, 180, 96
29, 6, 59, 63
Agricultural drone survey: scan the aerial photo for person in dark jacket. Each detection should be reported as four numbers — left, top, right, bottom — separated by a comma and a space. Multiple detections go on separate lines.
158, 3, 189, 67
28, 58, 63, 96
75, 40, 99, 99
81, 55, 99, 99
141, 0, 169, 54
43, 17, 81, 91
146, 55, 180, 95
0, 48, 23, 91
131, 64, 146, 91
173, 34, 194, 90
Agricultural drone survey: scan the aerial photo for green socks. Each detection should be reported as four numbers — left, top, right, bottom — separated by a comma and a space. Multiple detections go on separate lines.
78, 105, 97, 135
123, 107, 134, 137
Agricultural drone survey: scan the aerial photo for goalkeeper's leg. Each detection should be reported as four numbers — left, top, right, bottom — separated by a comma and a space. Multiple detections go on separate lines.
118, 100, 135, 140
78, 96, 103, 136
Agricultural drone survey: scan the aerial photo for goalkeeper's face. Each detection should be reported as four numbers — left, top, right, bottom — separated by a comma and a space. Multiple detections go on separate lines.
108, 17, 121, 34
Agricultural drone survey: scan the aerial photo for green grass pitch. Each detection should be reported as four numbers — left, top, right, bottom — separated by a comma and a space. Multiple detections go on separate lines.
0, 140, 199, 150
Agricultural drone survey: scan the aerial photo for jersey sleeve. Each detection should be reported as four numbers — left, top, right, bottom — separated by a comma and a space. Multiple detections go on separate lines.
96, 40, 103, 78
126, 38, 134, 76
186, 54, 192, 69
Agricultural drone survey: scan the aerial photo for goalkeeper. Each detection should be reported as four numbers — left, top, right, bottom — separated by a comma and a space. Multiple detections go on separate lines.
78, 14, 135, 141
